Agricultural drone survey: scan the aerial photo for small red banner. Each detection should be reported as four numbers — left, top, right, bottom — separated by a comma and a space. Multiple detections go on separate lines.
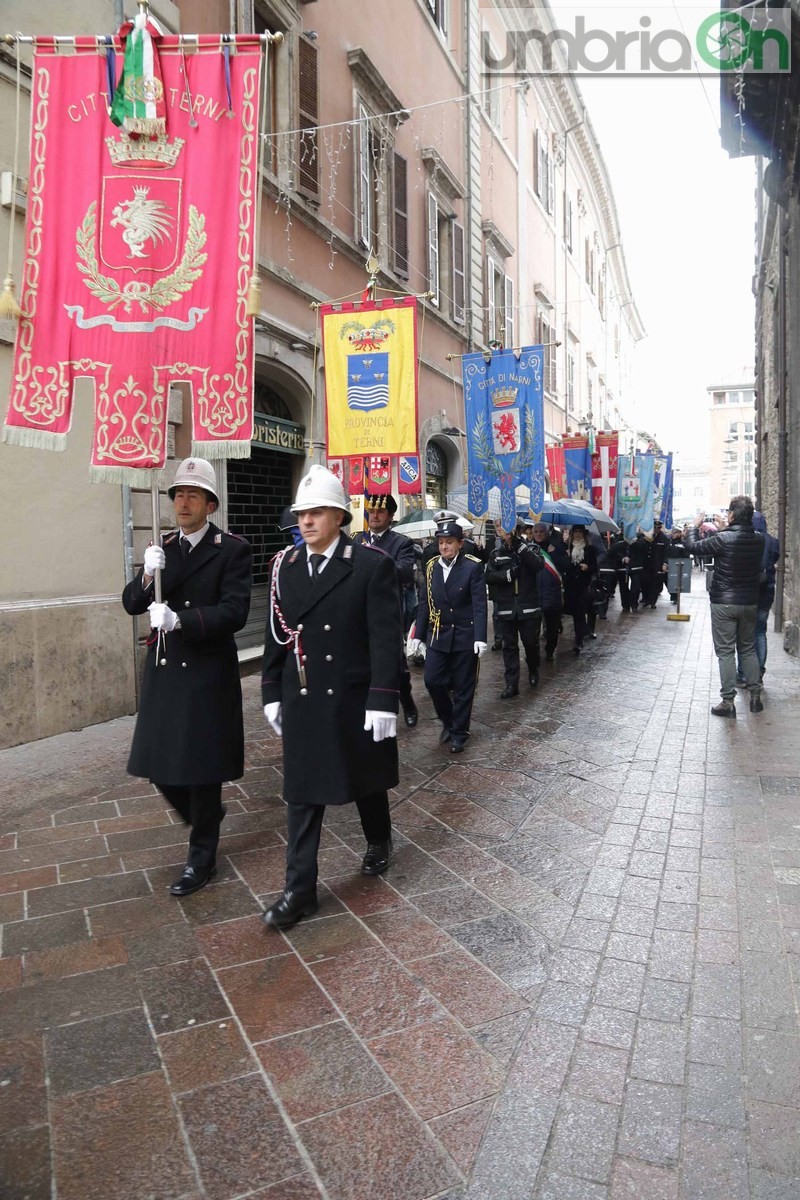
591, 431, 620, 516
546, 445, 567, 499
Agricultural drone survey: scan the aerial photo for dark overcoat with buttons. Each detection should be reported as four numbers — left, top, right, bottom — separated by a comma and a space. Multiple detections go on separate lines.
122, 523, 252, 786
261, 534, 400, 806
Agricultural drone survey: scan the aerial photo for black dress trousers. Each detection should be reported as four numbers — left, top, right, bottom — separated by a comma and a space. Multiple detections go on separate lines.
423, 646, 479, 742
285, 792, 391, 894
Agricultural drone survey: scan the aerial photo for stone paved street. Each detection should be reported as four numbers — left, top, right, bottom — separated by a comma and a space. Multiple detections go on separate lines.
1, 582, 800, 1200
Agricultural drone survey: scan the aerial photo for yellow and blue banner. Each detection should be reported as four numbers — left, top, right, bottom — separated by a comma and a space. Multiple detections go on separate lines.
463, 346, 545, 529
321, 297, 418, 458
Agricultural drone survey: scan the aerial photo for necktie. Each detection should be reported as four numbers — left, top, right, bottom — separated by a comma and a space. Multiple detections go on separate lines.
309, 553, 324, 577
180, 538, 191, 559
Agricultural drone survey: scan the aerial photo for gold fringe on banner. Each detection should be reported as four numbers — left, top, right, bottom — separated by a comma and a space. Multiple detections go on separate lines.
89, 465, 167, 488
191, 440, 252, 459
245, 272, 262, 317
0, 274, 22, 319
2, 425, 66, 451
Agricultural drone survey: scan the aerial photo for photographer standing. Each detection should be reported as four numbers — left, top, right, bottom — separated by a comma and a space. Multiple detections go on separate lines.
685, 497, 764, 717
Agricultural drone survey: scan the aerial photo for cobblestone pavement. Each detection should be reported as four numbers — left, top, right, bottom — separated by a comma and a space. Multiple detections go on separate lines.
1, 580, 800, 1200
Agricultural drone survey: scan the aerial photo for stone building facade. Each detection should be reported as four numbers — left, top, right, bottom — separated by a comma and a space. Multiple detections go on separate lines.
0, 0, 643, 746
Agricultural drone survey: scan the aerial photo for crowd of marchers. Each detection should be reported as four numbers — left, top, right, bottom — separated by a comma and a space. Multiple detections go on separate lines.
123, 460, 780, 932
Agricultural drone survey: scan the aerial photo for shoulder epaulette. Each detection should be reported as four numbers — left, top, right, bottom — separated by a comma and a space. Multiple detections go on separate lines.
224, 531, 247, 543
163, 532, 178, 545
465, 553, 482, 563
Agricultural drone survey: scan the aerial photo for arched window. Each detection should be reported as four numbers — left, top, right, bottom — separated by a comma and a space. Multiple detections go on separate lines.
254, 381, 293, 421
425, 440, 448, 508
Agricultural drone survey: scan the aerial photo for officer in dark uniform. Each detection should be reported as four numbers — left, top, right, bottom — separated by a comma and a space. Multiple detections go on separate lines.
411, 519, 488, 754
352, 493, 418, 727
261, 465, 401, 930
485, 527, 544, 698
122, 457, 252, 897
642, 519, 670, 608
606, 532, 648, 612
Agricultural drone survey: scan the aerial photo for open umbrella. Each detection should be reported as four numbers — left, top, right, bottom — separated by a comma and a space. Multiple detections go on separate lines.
446, 485, 530, 524
393, 515, 474, 541
568, 499, 620, 534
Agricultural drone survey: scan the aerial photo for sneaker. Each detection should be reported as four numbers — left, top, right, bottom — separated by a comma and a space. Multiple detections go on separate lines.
711, 701, 736, 718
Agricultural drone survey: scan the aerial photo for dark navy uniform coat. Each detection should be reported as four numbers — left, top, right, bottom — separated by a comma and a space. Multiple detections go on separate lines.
122, 523, 252, 786
415, 552, 488, 651
261, 534, 400, 807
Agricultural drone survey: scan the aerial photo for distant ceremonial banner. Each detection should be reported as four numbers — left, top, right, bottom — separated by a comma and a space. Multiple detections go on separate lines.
322, 297, 418, 458
463, 346, 545, 530
3, 32, 263, 482
347, 457, 365, 496
546, 445, 567, 499
562, 435, 592, 501
398, 454, 422, 495
591, 432, 620, 516
614, 454, 656, 541
364, 454, 392, 495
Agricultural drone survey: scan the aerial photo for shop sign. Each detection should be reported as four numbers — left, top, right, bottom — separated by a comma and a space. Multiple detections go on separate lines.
252, 414, 305, 455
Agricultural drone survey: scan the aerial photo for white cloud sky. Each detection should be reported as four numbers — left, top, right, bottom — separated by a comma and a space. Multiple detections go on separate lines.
548, 4, 758, 461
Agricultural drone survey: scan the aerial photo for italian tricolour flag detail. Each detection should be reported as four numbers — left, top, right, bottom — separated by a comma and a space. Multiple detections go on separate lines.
110, 13, 166, 138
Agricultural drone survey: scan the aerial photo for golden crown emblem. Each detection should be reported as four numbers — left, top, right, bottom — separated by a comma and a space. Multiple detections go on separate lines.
491, 386, 518, 408
105, 131, 185, 169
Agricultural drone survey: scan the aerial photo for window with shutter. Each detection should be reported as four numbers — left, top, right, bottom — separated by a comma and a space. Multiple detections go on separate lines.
428, 192, 440, 306
358, 104, 373, 248
452, 221, 465, 324
297, 37, 318, 197
504, 275, 514, 348
393, 153, 409, 278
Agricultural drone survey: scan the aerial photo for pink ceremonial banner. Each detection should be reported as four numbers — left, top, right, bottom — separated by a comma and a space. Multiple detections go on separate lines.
3, 35, 263, 483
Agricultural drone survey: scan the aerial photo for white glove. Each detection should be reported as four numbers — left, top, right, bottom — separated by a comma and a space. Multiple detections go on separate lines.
474, 641, 488, 657
364, 711, 397, 742
263, 702, 282, 737
148, 602, 177, 632
408, 638, 422, 656
143, 545, 166, 578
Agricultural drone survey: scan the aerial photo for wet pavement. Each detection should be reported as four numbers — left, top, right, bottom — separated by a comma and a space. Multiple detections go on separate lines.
1, 579, 799, 1200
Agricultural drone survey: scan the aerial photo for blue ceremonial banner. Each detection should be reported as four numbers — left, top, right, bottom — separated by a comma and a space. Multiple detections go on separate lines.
463, 346, 545, 530
614, 454, 656, 541
562, 435, 592, 501
638, 451, 674, 527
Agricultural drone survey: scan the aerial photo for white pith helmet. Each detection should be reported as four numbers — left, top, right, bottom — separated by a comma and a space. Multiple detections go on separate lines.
291, 463, 352, 525
168, 458, 219, 505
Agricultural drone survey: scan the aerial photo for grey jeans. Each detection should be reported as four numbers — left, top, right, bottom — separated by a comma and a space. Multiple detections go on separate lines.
709, 603, 761, 701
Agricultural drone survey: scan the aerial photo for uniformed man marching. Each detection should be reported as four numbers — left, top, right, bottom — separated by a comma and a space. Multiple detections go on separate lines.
410, 519, 488, 754
122, 458, 252, 896
485, 526, 544, 699
352, 493, 419, 727
261, 465, 401, 930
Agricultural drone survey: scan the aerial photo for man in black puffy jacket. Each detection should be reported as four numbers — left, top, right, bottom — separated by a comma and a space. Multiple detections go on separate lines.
685, 495, 764, 717
485, 528, 544, 698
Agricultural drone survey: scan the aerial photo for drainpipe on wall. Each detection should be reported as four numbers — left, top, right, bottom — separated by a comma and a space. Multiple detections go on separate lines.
774, 205, 788, 631
464, 0, 475, 352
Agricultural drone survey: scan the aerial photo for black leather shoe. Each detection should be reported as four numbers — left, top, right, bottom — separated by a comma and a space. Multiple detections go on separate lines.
361, 840, 391, 875
439, 727, 451, 744
529, 671, 539, 687
450, 740, 465, 754
749, 695, 764, 713
170, 865, 217, 897
500, 686, 519, 700
491, 639, 503, 651
403, 702, 419, 728
262, 890, 319, 929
